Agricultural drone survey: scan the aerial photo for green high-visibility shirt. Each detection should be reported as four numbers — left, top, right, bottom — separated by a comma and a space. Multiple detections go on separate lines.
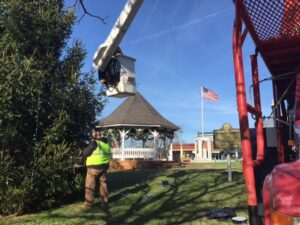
86, 140, 112, 166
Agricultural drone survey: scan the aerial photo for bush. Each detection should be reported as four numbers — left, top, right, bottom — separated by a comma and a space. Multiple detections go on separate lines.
0, 114, 85, 215
0, 150, 17, 214
0, 143, 85, 215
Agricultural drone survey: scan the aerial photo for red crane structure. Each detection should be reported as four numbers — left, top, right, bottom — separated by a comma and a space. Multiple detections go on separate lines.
232, 1, 300, 225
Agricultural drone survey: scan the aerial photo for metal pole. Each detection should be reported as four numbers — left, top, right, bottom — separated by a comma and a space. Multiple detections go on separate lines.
233, 1, 258, 224
201, 86, 204, 137
227, 153, 232, 182
251, 53, 265, 166
295, 71, 300, 159
272, 82, 285, 163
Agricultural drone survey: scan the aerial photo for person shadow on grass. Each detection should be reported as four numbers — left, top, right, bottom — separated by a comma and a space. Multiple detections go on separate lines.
102, 204, 112, 224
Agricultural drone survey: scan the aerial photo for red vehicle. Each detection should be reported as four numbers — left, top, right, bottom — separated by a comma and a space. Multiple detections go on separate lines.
232, 1, 300, 225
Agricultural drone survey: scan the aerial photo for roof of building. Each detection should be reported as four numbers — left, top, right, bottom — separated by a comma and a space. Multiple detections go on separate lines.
97, 92, 180, 131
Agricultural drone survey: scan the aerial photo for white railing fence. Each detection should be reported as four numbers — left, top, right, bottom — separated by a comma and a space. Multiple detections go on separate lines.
112, 148, 156, 159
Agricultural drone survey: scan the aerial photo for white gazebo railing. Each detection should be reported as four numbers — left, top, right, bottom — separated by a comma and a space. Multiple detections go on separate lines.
112, 148, 156, 160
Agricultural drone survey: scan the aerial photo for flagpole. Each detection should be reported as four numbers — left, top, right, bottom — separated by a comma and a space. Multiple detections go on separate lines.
201, 86, 204, 137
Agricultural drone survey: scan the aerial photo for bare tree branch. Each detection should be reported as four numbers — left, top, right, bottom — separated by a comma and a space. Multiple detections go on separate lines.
78, 0, 107, 24
70, 0, 79, 8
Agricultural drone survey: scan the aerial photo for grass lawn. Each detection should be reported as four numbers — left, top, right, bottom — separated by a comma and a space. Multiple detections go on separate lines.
0, 162, 248, 225
183, 161, 243, 171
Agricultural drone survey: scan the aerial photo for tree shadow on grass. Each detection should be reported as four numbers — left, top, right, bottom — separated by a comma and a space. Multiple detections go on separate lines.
8, 169, 247, 225
106, 169, 247, 225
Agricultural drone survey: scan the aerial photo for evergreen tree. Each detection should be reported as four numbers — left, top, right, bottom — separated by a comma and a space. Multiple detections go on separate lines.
0, 0, 105, 214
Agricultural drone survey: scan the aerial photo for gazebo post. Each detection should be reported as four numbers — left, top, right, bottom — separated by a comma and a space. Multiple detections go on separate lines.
119, 129, 129, 161
162, 134, 168, 160
169, 143, 173, 161
151, 130, 159, 160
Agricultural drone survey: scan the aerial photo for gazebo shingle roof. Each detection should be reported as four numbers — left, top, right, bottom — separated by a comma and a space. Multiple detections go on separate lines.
97, 92, 179, 131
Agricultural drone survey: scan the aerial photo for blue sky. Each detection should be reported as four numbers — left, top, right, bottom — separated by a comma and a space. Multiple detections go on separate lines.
67, 0, 274, 143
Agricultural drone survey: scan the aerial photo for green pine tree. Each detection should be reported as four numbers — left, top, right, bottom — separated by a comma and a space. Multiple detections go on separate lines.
0, 0, 105, 214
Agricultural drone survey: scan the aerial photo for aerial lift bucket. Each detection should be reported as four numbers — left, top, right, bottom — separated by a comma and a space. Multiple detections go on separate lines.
105, 54, 136, 98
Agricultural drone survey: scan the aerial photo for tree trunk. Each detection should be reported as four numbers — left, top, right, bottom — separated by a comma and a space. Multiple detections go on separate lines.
227, 153, 232, 182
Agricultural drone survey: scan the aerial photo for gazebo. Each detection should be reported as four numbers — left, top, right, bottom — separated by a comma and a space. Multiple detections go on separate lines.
97, 92, 179, 161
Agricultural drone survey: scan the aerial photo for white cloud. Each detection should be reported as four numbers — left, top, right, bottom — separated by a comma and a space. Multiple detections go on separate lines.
138, 0, 160, 36
128, 7, 233, 45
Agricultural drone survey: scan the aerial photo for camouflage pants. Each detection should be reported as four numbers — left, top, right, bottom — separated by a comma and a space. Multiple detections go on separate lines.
85, 167, 108, 208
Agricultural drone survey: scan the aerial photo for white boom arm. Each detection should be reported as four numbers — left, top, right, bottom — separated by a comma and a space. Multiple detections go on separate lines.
93, 0, 144, 71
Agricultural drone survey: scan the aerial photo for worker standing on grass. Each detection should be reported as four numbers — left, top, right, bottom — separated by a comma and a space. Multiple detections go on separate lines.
83, 130, 112, 209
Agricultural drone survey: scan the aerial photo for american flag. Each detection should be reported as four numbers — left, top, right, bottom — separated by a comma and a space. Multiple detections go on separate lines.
202, 87, 219, 100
